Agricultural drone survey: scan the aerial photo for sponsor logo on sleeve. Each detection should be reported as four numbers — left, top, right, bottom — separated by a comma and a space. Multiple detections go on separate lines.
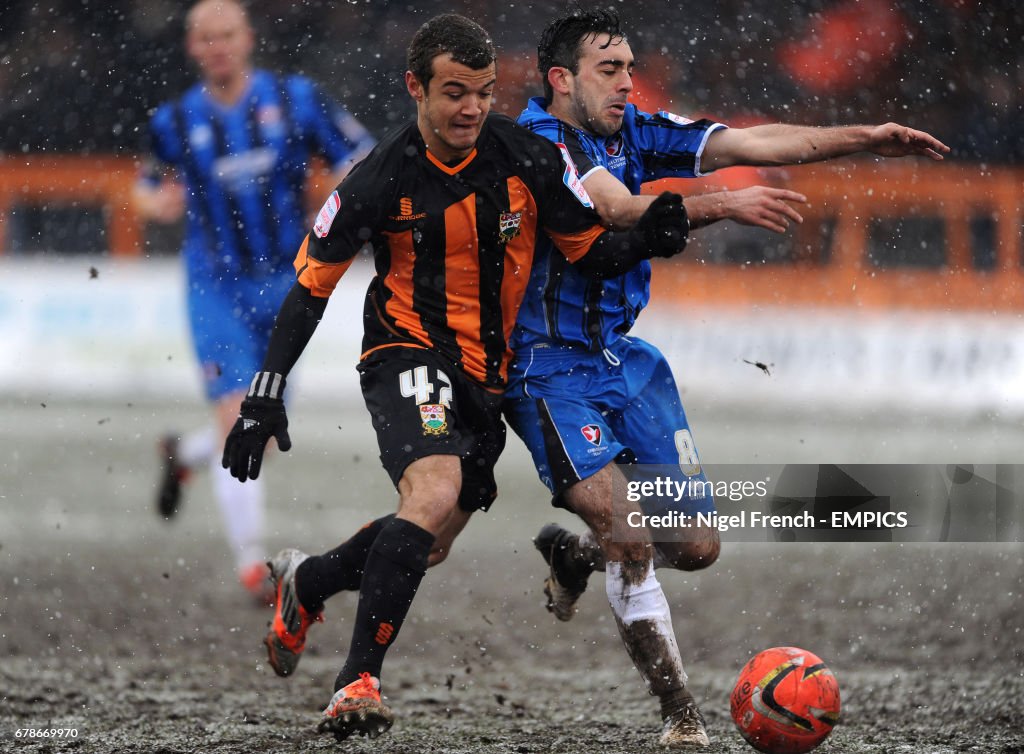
555, 142, 594, 209
581, 424, 602, 446
313, 190, 341, 238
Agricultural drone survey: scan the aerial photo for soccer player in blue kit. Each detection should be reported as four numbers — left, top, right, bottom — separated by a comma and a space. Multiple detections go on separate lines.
505, 8, 949, 747
132, 0, 374, 601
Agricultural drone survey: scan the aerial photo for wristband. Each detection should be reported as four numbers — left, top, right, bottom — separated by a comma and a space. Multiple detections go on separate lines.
247, 371, 286, 400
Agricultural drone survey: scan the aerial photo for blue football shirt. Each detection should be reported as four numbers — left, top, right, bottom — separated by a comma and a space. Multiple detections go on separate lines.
512, 97, 726, 351
144, 69, 375, 282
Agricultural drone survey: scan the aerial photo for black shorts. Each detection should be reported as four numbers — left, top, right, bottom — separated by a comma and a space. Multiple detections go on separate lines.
358, 346, 507, 512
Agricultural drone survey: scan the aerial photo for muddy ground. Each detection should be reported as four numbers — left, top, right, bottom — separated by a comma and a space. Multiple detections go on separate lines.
1, 397, 1022, 753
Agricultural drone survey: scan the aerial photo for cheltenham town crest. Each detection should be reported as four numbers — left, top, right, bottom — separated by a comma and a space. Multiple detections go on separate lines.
581, 424, 602, 445
420, 404, 448, 435
498, 211, 523, 243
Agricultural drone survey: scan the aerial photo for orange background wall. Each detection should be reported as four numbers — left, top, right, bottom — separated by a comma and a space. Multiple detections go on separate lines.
0, 157, 1020, 312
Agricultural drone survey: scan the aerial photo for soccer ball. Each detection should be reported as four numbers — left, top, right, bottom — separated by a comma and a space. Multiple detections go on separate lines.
730, 646, 840, 754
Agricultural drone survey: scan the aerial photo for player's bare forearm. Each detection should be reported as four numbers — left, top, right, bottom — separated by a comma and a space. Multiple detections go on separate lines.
599, 194, 657, 229
682, 193, 728, 230
718, 124, 869, 167
704, 123, 949, 170
581, 169, 656, 229
688, 186, 807, 234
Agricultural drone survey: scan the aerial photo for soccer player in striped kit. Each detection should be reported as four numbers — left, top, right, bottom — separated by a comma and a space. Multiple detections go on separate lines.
133, 0, 374, 602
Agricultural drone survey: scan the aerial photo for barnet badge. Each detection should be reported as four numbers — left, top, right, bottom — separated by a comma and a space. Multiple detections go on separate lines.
498, 211, 523, 243
419, 404, 448, 435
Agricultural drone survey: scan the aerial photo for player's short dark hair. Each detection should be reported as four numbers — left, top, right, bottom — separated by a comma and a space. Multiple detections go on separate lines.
537, 7, 626, 102
407, 14, 496, 91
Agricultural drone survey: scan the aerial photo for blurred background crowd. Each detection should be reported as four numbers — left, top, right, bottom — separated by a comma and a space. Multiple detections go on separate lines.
0, 0, 1020, 162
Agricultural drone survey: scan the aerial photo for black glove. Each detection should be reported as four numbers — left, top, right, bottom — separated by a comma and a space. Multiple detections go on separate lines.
572, 191, 691, 281
635, 191, 689, 258
222, 372, 292, 482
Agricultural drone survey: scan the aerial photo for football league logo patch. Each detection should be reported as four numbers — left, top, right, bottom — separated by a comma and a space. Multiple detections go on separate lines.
498, 211, 523, 243
581, 424, 602, 446
555, 142, 595, 209
420, 404, 448, 436
313, 191, 341, 238
664, 111, 695, 126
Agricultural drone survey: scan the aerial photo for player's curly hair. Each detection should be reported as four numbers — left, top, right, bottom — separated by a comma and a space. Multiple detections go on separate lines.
537, 6, 626, 102
407, 14, 496, 91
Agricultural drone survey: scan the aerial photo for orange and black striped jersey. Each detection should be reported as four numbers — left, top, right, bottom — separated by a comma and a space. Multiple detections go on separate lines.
293, 113, 607, 390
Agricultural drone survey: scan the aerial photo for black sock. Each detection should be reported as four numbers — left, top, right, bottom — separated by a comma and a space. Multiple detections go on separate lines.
294, 514, 396, 612
334, 517, 435, 691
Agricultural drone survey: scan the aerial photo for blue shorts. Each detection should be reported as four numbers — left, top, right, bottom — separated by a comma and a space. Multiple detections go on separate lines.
503, 336, 715, 515
186, 272, 294, 401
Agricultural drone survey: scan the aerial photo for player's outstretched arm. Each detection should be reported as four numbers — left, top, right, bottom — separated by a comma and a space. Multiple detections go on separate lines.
686, 186, 807, 234
222, 282, 328, 482
703, 123, 950, 171
570, 171, 804, 235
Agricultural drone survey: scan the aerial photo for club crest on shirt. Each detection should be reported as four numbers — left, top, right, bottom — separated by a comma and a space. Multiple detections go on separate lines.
606, 133, 623, 157
258, 105, 285, 139
581, 424, 602, 446
189, 124, 213, 150
258, 105, 282, 125
420, 404, 448, 435
604, 132, 627, 171
498, 211, 523, 243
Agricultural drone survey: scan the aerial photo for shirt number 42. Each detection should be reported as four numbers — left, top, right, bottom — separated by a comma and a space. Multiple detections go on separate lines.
399, 366, 452, 407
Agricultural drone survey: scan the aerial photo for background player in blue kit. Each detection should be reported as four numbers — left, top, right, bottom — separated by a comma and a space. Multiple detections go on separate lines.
505, 8, 949, 747
132, 0, 374, 601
